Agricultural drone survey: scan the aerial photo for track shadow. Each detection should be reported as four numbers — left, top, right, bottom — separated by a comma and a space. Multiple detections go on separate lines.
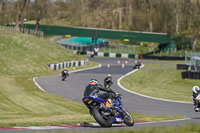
79, 123, 126, 128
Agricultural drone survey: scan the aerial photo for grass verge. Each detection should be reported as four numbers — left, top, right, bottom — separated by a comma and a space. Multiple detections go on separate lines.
20, 123, 200, 133
120, 63, 200, 102
92, 124, 200, 133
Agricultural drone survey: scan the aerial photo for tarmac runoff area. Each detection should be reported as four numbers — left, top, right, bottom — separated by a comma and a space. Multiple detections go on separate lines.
1, 57, 198, 132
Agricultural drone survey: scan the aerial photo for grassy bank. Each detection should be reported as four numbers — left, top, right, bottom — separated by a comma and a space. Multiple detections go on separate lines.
0, 30, 85, 76
0, 29, 94, 127
120, 63, 200, 102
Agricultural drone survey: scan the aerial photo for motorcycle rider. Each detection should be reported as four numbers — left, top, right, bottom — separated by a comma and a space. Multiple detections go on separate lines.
104, 74, 113, 89
133, 59, 141, 69
84, 79, 115, 114
61, 68, 69, 81
192, 86, 200, 112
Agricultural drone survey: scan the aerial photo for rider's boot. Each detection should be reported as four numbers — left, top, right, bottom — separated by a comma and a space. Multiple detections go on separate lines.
194, 100, 200, 112
194, 106, 200, 112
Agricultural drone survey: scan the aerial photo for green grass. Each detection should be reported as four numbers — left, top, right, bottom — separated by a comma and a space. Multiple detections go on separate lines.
91, 124, 200, 133
120, 63, 200, 102
0, 27, 186, 127
131, 112, 185, 122
0, 27, 96, 127
0, 27, 85, 76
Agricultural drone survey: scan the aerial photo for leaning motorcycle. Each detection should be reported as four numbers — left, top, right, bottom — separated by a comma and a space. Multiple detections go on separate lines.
82, 93, 134, 127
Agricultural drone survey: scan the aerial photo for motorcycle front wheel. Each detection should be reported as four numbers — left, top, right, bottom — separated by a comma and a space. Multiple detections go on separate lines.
93, 106, 112, 127
123, 108, 134, 126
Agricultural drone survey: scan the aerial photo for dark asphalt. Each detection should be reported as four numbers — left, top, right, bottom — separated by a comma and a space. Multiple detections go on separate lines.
2, 57, 199, 133
36, 57, 196, 117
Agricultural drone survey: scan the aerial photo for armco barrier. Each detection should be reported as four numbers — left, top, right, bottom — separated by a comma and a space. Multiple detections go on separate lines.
181, 71, 200, 79
142, 55, 185, 60
48, 59, 88, 70
75, 51, 185, 60
176, 64, 190, 70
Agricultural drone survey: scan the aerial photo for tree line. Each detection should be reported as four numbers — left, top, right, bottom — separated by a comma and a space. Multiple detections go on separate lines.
0, 0, 200, 49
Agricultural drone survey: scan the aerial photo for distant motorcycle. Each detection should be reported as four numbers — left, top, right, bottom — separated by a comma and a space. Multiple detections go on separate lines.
61, 70, 69, 81
133, 61, 141, 69
82, 93, 134, 127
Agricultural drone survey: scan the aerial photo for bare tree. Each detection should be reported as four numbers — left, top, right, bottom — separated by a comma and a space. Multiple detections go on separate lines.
146, 0, 155, 32
15, 0, 29, 30
0, 0, 4, 16
34, 0, 52, 33
0, 0, 199, 42
191, 0, 200, 51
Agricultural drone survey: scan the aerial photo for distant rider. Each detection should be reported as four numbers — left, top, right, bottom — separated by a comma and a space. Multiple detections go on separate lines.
84, 79, 115, 114
61, 68, 69, 81
192, 86, 200, 112
104, 74, 113, 89
133, 59, 141, 69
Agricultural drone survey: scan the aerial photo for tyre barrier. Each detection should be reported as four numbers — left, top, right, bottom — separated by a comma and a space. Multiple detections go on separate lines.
181, 71, 200, 79
176, 64, 190, 70
142, 55, 185, 60
48, 59, 88, 70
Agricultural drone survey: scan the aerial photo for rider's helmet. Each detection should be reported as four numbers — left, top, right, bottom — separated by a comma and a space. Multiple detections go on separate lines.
107, 74, 111, 77
106, 74, 112, 82
193, 86, 200, 93
89, 79, 99, 85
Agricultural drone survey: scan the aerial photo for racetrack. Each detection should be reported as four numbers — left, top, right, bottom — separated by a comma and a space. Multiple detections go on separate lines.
36, 57, 195, 117
3, 57, 200, 133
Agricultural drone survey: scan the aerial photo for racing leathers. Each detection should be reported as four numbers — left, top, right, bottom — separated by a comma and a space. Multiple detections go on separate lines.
61, 69, 69, 81
84, 83, 114, 100
84, 83, 115, 114
104, 76, 113, 89
192, 86, 200, 112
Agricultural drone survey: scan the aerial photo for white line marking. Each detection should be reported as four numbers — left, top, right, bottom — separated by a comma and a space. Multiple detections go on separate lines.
117, 64, 193, 104
14, 126, 67, 130
33, 64, 102, 92
135, 118, 191, 125
33, 77, 46, 92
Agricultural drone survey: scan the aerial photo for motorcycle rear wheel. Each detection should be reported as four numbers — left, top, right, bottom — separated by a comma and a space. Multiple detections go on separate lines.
93, 106, 112, 127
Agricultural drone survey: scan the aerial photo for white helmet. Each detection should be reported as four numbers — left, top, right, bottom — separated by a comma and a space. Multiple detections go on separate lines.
193, 86, 200, 93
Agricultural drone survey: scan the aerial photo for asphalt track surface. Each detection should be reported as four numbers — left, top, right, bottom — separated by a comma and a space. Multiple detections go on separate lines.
2, 57, 200, 133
